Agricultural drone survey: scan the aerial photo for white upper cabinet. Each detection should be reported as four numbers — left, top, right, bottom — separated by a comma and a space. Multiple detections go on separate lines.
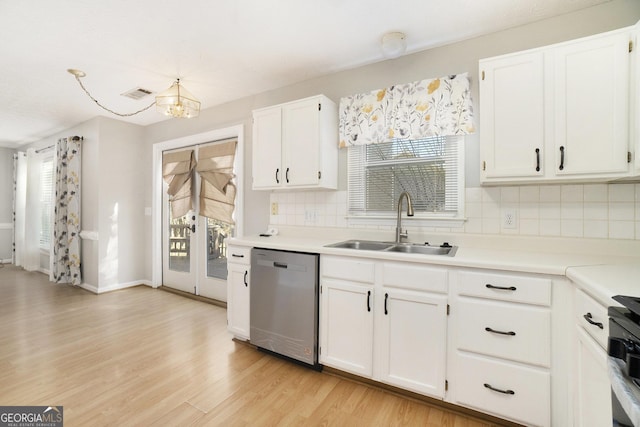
553, 31, 630, 177
480, 52, 545, 179
252, 95, 338, 190
480, 27, 634, 184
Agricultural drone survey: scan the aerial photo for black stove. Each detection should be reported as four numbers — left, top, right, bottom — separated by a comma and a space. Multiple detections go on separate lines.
608, 295, 640, 426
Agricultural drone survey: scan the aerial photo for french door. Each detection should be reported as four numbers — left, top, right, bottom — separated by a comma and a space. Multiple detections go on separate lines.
162, 141, 235, 301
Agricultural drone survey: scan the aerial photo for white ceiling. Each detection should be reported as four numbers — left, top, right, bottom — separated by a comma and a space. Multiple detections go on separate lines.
0, 0, 611, 148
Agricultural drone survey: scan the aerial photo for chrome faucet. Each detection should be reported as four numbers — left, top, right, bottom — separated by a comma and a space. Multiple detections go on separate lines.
395, 191, 414, 243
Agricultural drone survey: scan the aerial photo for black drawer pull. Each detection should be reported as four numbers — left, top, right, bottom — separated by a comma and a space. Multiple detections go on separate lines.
243, 271, 248, 287
384, 293, 389, 315
484, 383, 515, 395
583, 312, 604, 329
367, 290, 371, 312
485, 284, 516, 291
485, 327, 516, 336
231, 254, 245, 258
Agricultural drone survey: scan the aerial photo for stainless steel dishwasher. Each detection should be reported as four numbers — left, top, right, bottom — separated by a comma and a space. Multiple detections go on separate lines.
250, 248, 320, 368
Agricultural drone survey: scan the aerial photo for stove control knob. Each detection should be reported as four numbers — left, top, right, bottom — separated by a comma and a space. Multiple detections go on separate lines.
628, 353, 640, 380
609, 337, 634, 359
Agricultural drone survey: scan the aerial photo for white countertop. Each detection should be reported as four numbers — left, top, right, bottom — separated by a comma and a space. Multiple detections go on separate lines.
230, 227, 640, 304
567, 264, 640, 307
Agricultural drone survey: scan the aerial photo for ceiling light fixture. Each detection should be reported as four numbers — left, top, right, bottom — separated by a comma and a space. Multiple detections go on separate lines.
67, 69, 200, 119
381, 32, 407, 59
155, 79, 201, 119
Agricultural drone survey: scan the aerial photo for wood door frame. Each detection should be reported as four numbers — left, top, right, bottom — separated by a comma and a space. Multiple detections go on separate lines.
151, 125, 244, 288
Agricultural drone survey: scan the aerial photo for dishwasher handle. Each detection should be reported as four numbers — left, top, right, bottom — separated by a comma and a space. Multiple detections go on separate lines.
273, 261, 288, 269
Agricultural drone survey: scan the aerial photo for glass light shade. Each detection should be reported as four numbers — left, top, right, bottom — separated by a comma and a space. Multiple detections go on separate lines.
381, 32, 407, 59
156, 80, 201, 118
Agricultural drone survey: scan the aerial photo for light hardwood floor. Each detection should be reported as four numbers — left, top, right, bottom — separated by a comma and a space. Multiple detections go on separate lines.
0, 266, 506, 426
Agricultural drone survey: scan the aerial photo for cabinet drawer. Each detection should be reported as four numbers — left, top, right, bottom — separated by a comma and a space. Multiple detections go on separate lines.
321, 256, 375, 283
457, 270, 551, 306
575, 289, 609, 350
454, 351, 550, 427
228, 246, 251, 265
456, 297, 551, 367
381, 262, 447, 293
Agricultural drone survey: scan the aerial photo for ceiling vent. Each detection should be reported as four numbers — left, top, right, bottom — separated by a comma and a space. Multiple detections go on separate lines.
121, 87, 154, 100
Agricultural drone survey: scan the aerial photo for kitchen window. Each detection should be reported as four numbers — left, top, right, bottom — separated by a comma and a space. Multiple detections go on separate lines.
347, 136, 464, 226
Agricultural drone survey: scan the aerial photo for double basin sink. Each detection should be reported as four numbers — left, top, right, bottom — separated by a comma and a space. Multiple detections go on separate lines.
325, 240, 457, 256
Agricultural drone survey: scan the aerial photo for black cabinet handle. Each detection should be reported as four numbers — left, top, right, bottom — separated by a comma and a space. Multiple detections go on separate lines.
191, 224, 196, 233
484, 383, 515, 395
243, 271, 248, 287
367, 290, 371, 312
485, 327, 516, 336
384, 293, 389, 315
559, 146, 565, 170
584, 312, 604, 329
231, 254, 244, 258
275, 168, 280, 184
535, 148, 540, 172
486, 284, 516, 291
286, 167, 290, 183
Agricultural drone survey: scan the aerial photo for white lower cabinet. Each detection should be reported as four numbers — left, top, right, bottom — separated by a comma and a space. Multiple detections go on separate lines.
226, 245, 251, 340
573, 289, 612, 427
378, 288, 447, 397
320, 256, 448, 399
320, 278, 374, 377
449, 269, 553, 427
454, 352, 550, 426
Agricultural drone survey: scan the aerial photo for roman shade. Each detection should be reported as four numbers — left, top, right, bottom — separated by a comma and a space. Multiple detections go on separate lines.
196, 140, 238, 225
339, 73, 475, 147
162, 149, 195, 218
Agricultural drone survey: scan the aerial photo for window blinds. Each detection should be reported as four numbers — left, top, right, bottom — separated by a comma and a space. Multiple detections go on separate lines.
162, 149, 195, 218
348, 136, 461, 216
39, 157, 54, 247
196, 140, 237, 225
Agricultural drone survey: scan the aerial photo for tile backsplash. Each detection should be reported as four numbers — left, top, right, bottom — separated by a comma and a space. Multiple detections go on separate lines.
269, 183, 640, 240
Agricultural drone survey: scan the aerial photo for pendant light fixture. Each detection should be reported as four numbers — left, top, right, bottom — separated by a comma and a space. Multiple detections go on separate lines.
67, 69, 200, 119
155, 79, 201, 118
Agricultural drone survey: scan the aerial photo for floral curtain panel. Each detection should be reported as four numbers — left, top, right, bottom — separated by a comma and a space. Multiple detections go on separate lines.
196, 140, 237, 225
339, 73, 475, 147
162, 149, 195, 219
52, 136, 82, 285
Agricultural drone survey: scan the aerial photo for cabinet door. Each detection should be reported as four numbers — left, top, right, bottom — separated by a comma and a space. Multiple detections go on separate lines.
553, 31, 630, 176
574, 326, 612, 427
480, 52, 544, 180
320, 279, 374, 377
378, 288, 448, 398
227, 263, 250, 340
252, 107, 283, 189
282, 98, 321, 187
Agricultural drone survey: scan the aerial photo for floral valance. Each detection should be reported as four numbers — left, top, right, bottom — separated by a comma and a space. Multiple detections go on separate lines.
339, 73, 475, 148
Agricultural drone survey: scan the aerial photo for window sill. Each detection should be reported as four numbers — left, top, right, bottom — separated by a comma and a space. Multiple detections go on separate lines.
346, 215, 466, 229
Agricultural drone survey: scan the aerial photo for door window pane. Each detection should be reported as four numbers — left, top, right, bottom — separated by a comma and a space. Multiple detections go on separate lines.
169, 214, 191, 272
206, 218, 232, 279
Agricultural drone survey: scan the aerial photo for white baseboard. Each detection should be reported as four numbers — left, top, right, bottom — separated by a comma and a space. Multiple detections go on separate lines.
79, 279, 153, 295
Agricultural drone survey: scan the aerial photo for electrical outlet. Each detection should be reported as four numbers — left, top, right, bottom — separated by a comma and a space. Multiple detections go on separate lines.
503, 210, 517, 229
271, 202, 278, 215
